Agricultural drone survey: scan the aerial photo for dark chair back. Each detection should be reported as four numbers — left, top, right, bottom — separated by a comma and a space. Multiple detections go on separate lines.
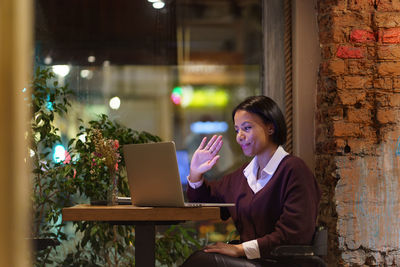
312, 227, 327, 256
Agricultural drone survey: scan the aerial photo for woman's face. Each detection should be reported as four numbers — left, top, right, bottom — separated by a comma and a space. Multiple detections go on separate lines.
234, 110, 274, 157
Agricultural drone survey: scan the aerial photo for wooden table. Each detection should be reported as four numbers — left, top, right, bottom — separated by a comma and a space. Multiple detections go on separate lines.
62, 204, 221, 266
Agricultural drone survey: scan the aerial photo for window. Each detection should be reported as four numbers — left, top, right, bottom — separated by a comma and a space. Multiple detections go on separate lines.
35, 0, 263, 179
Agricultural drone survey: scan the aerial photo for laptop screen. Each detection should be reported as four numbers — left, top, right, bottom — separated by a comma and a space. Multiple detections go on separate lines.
176, 150, 190, 184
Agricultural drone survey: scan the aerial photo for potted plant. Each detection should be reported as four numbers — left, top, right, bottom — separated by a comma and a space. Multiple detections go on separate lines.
30, 67, 202, 266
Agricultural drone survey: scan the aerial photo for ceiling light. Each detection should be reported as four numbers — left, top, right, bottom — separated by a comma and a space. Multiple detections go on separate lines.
88, 56, 96, 63
153, 1, 165, 9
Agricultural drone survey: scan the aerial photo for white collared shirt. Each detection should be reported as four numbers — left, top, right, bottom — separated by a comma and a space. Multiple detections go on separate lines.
188, 146, 289, 259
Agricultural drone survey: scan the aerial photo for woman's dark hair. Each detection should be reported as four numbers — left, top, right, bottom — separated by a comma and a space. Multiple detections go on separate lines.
232, 95, 287, 146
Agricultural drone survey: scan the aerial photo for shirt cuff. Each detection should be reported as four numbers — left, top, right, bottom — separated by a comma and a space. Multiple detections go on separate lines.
187, 175, 204, 189
242, 239, 261, 259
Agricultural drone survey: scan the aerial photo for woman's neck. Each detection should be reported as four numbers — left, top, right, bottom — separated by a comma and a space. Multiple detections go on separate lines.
256, 144, 279, 170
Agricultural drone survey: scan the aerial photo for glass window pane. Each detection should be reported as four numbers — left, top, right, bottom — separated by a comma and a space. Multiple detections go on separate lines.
34, 0, 262, 180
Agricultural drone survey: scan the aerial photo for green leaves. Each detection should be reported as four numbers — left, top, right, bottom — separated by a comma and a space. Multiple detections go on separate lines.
31, 67, 199, 267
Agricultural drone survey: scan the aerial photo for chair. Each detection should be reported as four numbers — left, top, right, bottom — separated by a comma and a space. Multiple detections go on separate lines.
269, 226, 327, 267
228, 227, 327, 267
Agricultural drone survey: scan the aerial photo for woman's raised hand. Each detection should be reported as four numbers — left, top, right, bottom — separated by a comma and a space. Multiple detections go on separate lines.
189, 135, 223, 182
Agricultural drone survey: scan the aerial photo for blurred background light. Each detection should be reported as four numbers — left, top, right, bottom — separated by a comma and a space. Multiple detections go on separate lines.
80, 69, 93, 79
88, 56, 96, 63
190, 121, 229, 134
53, 144, 66, 163
52, 65, 70, 77
109, 96, 121, 110
171, 86, 183, 105
44, 56, 52, 65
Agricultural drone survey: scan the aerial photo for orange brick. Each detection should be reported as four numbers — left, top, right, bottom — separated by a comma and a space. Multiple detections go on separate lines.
328, 60, 346, 75
377, 61, 400, 75
348, 0, 376, 11
319, 0, 348, 12
333, 12, 371, 28
375, 12, 400, 27
343, 76, 368, 89
348, 60, 374, 74
347, 138, 377, 155
377, 109, 400, 123
333, 121, 363, 137
320, 28, 347, 44
338, 90, 367, 105
377, 0, 400, 11
393, 78, 400, 88
380, 27, 400, 43
347, 108, 371, 123
377, 45, 400, 59
373, 77, 393, 90
389, 94, 400, 107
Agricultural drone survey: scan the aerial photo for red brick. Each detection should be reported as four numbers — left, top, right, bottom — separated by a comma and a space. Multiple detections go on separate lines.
350, 29, 376, 43
377, 0, 400, 11
347, 108, 371, 123
338, 90, 367, 105
377, 61, 400, 75
348, 0, 376, 11
377, 109, 400, 123
333, 121, 363, 137
380, 27, 400, 43
343, 76, 368, 88
373, 77, 393, 90
377, 45, 400, 59
375, 12, 400, 28
337, 45, 365, 59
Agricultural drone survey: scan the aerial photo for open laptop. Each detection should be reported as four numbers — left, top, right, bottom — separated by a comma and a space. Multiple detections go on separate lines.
121, 141, 235, 207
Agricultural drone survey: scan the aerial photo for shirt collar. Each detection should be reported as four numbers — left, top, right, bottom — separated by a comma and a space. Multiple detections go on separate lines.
243, 146, 289, 178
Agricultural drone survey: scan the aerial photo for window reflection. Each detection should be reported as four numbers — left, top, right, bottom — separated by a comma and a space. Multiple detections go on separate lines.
35, 0, 262, 178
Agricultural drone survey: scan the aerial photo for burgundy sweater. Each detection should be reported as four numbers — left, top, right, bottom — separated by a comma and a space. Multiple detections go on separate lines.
187, 155, 321, 259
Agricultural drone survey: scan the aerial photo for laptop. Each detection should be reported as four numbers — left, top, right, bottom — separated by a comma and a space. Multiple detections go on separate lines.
121, 141, 235, 207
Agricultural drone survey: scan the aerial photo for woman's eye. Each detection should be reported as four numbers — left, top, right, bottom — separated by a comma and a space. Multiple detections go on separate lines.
244, 126, 251, 131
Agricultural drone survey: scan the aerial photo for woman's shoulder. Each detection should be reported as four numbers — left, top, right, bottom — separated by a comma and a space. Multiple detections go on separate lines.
278, 155, 314, 178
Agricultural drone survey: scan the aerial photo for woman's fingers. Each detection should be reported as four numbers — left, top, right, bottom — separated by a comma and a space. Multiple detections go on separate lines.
197, 137, 207, 150
210, 137, 223, 155
204, 135, 217, 150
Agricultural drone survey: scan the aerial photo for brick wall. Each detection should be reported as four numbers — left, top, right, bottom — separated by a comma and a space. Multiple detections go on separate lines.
316, 0, 400, 266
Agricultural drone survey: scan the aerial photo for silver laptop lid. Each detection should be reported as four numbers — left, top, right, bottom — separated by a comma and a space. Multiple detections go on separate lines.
123, 141, 186, 207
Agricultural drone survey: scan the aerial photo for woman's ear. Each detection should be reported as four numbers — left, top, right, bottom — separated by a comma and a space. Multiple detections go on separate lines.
267, 124, 275, 135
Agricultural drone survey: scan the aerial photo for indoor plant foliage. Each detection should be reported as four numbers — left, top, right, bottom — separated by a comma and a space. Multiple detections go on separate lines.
30, 67, 76, 266
31, 67, 202, 266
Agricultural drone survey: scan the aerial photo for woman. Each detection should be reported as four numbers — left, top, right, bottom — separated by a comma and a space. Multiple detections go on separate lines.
182, 96, 321, 266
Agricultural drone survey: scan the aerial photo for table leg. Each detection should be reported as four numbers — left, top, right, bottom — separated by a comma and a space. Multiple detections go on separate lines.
135, 224, 155, 267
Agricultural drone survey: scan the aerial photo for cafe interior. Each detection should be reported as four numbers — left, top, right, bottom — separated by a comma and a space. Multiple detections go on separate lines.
2, 0, 320, 266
